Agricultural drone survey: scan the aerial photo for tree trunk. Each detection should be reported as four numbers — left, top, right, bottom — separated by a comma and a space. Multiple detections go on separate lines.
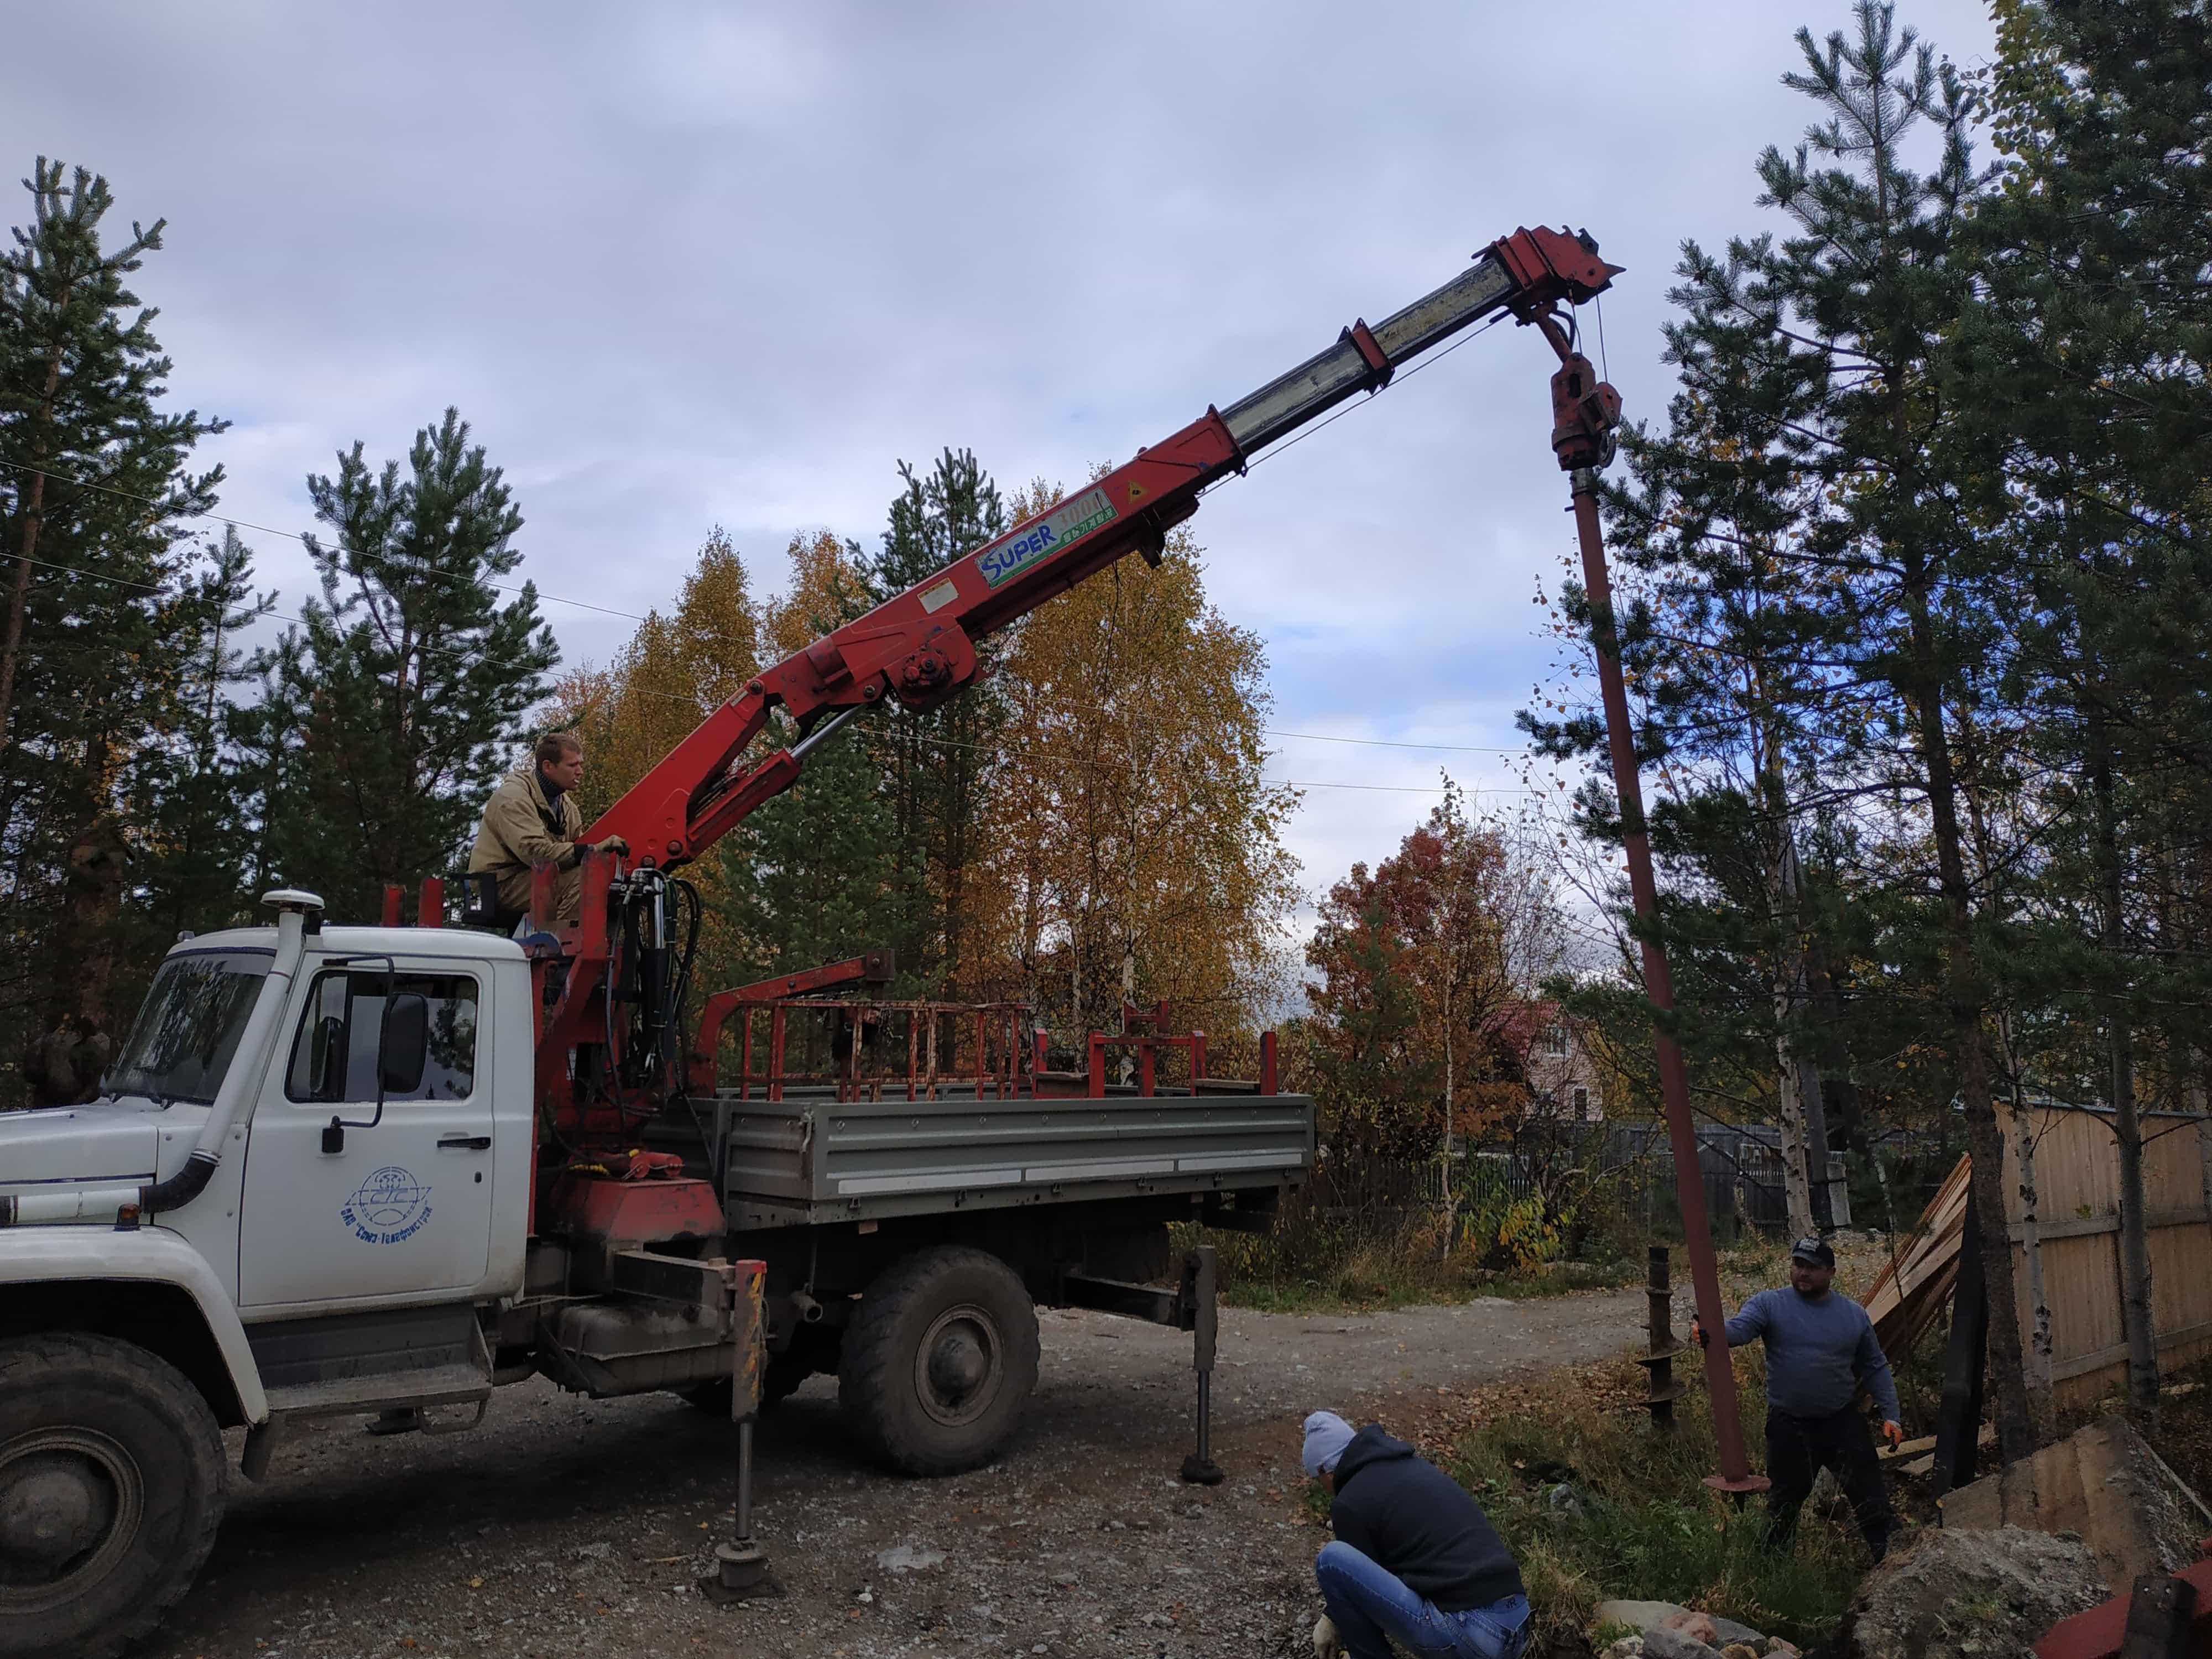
1776, 832, 1835, 1229
28, 805, 130, 1106
2088, 700, 2159, 1426
1764, 791, 1815, 1240
1999, 1013, 2057, 1443
0, 352, 67, 756
1438, 985, 1458, 1262
1772, 998, 1817, 1242
1901, 568, 2036, 1465
2109, 1022, 2159, 1426
1118, 944, 1135, 1088
2195, 1063, 2211, 1224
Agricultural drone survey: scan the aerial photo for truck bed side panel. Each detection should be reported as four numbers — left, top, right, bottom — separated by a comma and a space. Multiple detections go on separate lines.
717, 1091, 1313, 1228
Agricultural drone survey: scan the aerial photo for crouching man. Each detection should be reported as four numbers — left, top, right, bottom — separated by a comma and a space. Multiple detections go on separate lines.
1302, 1410, 1531, 1659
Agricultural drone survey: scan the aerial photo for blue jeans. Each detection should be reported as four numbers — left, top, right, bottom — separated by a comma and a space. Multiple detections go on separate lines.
1316, 1540, 1531, 1659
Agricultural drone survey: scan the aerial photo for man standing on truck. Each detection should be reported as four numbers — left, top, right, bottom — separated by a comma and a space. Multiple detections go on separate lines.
467, 732, 627, 927
1302, 1410, 1530, 1659
1692, 1235, 1902, 1560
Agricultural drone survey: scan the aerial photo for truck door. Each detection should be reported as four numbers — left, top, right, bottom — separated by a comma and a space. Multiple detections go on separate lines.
239, 961, 497, 1309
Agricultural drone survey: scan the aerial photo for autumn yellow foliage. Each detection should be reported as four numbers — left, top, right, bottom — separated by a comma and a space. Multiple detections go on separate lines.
547, 500, 1300, 1047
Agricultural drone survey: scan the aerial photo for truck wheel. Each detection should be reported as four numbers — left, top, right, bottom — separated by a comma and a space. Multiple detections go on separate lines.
838, 1246, 1039, 1476
0, 1333, 226, 1659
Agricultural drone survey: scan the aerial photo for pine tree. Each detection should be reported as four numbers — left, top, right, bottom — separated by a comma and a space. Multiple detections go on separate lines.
1524, 4, 2041, 1456
1691, 3, 2038, 1455
252, 409, 557, 921
0, 158, 235, 1103
1524, 237, 1863, 1238
1949, 0, 2212, 1427
126, 526, 271, 943
859, 450, 1008, 993
719, 531, 898, 975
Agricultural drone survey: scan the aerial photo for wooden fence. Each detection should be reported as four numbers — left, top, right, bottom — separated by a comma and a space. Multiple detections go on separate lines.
2004, 1102, 2212, 1410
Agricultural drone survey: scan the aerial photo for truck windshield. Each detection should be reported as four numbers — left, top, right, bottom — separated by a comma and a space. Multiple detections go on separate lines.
105, 950, 272, 1106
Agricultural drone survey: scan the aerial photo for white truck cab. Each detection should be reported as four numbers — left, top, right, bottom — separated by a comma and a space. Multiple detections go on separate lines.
0, 894, 536, 1657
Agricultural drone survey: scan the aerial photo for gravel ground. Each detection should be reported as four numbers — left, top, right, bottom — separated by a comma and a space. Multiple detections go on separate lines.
147, 1288, 1647, 1659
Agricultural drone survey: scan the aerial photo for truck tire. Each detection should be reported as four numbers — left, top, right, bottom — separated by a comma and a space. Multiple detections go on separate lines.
0, 1332, 226, 1659
838, 1246, 1039, 1476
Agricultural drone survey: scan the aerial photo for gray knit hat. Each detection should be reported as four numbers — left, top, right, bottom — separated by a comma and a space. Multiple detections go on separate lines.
1302, 1410, 1355, 1477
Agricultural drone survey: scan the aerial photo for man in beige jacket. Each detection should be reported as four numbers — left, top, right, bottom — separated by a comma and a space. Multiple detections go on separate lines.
467, 733, 627, 927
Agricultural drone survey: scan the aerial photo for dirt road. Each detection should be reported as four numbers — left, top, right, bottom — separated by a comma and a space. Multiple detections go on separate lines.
148, 1288, 1646, 1659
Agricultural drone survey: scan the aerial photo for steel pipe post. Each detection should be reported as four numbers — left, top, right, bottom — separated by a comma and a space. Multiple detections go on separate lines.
1567, 466, 1764, 1495
709, 1261, 782, 1601
1179, 1245, 1224, 1485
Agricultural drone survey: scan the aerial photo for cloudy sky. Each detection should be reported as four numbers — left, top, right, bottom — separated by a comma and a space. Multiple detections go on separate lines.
11, 0, 1997, 917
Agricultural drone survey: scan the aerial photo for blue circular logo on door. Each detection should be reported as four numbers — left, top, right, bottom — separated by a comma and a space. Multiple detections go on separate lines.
341, 1166, 433, 1243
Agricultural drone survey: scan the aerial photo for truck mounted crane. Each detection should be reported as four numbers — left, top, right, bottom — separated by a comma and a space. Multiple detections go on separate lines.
526, 225, 1623, 1150
0, 225, 1670, 1659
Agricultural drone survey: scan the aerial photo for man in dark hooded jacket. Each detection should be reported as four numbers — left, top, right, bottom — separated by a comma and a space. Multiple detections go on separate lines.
1302, 1411, 1530, 1659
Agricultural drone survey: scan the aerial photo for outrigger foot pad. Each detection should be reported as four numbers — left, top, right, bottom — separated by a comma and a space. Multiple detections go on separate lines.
703, 1539, 785, 1603
1180, 1453, 1224, 1485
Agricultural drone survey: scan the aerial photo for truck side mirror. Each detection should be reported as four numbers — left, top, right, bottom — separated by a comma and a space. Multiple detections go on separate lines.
380, 993, 429, 1097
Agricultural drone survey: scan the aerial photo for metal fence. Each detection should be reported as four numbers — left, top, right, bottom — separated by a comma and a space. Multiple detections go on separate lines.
1323, 1120, 1963, 1253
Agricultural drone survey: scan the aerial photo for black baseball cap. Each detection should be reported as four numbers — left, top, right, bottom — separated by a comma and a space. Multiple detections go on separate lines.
1790, 1236, 1835, 1267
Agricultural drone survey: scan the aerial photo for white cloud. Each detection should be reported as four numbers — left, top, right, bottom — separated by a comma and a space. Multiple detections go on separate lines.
7, 0, 2001, 911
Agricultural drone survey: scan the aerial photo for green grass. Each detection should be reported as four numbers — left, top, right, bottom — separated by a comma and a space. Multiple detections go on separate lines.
1446, 1357, 1871, 1651
1170, 1220, 1641, 1315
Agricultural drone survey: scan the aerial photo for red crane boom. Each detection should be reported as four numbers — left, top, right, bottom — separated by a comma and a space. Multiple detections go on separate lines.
583, 225, 1621, 868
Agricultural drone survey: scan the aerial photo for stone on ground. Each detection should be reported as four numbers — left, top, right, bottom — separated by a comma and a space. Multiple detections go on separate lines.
1592, 1600, 1766, 1658
1839, 1524, 2107, 1659
1658, 1610, 1722, 1646
1594, 1599, 1688, 1632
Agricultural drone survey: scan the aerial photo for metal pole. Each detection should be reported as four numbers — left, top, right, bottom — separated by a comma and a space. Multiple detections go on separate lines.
710, 1262, 781, 1600
1567, 467, 1764, 1495
735, 1416, 755, 1533
1640, 1243, 1679, 1431
787, 702, 865, 763
1180, 1245, 1223, 1485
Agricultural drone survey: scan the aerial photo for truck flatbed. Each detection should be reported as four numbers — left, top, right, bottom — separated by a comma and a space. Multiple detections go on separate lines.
713, 1086, 1315, 1228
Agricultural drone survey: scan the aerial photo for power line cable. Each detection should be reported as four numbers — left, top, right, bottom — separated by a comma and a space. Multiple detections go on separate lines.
1198, 311, 1511, 494
1262, 728, 1523, 754
6, 542, 1554, 799
0, 457, 649, 623
5, 303, 1509, 633
3, 458, 1546, 761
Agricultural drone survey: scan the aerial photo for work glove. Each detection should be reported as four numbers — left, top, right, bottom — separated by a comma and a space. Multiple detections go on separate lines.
1689, 1316, 1707, 1349
593, 835, 630, 857
1881, 1420, 1905, 1451
1312, 1614, 1342, 1659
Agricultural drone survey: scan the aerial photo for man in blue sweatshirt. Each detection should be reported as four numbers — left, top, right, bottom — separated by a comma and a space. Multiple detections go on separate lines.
1302, 1411, 1530, 1659
1693, 1235, 1903, 1559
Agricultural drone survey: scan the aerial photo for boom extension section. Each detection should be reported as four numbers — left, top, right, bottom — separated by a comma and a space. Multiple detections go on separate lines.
586, 226, 1620, 869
